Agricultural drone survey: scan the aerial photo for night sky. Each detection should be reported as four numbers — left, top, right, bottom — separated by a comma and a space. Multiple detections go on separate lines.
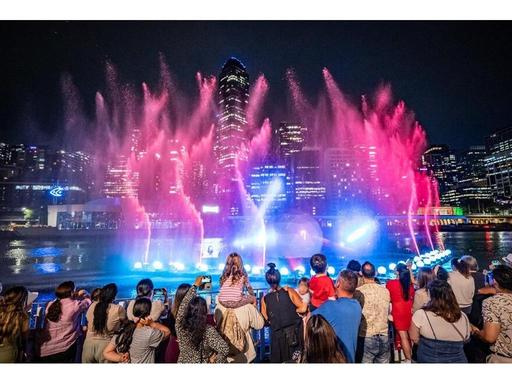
1, 21, 511, 150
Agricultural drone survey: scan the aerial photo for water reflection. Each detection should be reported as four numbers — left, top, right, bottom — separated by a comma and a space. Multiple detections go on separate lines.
0, 232, 510, 296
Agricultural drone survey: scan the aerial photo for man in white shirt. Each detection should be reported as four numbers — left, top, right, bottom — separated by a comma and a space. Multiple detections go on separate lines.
214, 300, 265, 363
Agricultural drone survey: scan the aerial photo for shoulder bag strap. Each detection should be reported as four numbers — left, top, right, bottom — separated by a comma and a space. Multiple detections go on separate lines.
424, 311, 437, 340
450, 316, 468, 341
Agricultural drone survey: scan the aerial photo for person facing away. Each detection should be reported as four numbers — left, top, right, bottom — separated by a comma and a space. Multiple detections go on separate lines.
472, 265, 512, 363
126, 279, 166, 322
217, 252, 256, 309
448, 257, 475, 315
261, 263, 308, 363
346, 259, 364, 287
413, 267, 435, 313
409, 280, 470, 363
214, 292, 265, 363
82, 283, 126, 363
386, 262, 415, 363
355, 262, 391, 363
163, 283, 191, 363
296, 277, 311, 305
434, 265, 449, 282
103, 297, 170, 363
38, 281, 91, 363
301, 314, 346, 363
308, 253, 336, 311
313, 270, 362, 363
176, 276, 229, 363
0, 286, 29, 363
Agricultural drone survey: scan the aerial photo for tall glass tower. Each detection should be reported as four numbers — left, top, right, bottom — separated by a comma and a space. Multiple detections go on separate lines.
215, 57, 250, 177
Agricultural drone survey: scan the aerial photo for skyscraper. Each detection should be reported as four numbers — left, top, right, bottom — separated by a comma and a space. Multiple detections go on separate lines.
249, 163, 291, 214
215, 57, 250, 177
102, 155, 139, 199
292, 147, 326, 215
485, 126, 512, 205
422, 145, 458, 203
274, 122, 307, 159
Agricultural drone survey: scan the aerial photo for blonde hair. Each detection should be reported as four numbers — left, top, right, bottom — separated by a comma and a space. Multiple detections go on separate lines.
0, 286, 29, 345
220, 252, 247, 286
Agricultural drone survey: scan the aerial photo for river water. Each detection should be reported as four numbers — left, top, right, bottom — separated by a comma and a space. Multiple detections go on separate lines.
0, 231, 510, 300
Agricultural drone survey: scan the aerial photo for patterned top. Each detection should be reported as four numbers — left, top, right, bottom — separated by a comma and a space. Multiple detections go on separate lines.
176, 286, 229, 363
482, 293, 512, 357
355, 282, 390, 337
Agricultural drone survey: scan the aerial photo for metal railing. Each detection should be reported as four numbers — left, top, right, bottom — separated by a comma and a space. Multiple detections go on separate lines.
28, 288, 272, 362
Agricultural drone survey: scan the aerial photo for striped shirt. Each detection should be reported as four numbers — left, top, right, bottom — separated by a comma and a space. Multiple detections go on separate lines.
218, 276, 247, 303
111, 326, 164, 364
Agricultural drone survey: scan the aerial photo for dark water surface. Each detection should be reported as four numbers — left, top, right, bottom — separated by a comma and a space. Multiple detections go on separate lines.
0, 231, 510, 301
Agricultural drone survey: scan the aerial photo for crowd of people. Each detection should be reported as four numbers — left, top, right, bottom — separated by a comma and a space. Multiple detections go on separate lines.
0, 251, 511, 364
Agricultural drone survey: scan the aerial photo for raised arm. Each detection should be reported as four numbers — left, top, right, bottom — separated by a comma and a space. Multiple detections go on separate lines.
176, 276, 203, 335
176, 286, 197, 333
103, 340, 130, 363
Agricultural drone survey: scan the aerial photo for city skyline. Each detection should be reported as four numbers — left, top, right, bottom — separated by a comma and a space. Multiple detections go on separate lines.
2, 52, 511, 226
1, 21, 512, 149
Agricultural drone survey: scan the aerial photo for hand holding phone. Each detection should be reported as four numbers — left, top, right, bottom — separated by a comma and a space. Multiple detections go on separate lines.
200, 275, 212, 290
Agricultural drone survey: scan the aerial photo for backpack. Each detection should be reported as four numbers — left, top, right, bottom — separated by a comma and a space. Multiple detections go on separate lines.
217, 308, 246, 355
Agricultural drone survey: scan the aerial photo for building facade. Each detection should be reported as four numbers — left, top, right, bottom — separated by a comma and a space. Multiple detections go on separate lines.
214, 57, 250, 175
485, 126, 512, 205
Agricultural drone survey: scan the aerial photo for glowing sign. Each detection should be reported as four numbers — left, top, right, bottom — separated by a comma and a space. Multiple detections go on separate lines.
201, 238, 223, 259
202, 205, 220, 214
49, 186, 64, 198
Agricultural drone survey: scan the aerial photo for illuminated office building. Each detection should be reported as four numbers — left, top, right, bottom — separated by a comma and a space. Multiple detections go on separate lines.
292, 147, 326, 215
249, 164, 291, 214
422, 145, 458, 204
102, 155, 139, 199
274, 122, 307, 159
485, 126, 512, 204
215, 57, 250, 176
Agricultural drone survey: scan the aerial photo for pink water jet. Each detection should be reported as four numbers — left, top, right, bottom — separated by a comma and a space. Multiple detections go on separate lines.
59, 56, 442, 266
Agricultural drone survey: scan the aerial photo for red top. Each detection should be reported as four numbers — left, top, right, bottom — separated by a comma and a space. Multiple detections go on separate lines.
309, 274, 336, 308
386, 279, 415, 331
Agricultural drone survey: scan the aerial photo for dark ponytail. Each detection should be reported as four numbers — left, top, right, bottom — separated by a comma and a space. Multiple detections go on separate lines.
46, 281, 75, 323
265, 263, 281, 289
114, 321, 136, 354
396, 263, 411, 301
114, 297, 151, 353
93, 283, 118, 335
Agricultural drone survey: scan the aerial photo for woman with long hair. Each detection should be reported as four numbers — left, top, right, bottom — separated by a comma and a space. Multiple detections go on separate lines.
413, 267, 435, 313
82, 283, 126, 363
0, 286, 29, 363
126, 278, 166, 322
175, 276, 229, 363
103, 297, 170, 363
162, 283, 191, 363
409, 280, 470, 363
301, 314, 346, 363
218, 253, 256, 308
38, 281, 91, 363
386, 262, 415, 362
261, 263, 308, 363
